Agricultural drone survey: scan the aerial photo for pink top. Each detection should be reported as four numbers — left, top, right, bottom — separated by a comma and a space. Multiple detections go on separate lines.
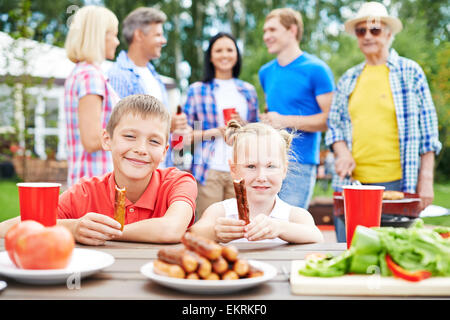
64, 62, 120, 186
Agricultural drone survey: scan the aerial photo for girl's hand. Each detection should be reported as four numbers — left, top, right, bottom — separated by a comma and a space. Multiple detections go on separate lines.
214, 217, 246, 243
73, 212, 122, 246
244, 214, 281, 241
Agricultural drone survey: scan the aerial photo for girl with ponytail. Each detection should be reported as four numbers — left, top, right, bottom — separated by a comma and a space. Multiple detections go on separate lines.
190, 120, 324, 244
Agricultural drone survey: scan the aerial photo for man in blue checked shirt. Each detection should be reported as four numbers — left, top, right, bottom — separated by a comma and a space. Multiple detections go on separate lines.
325, 2, 442, 242
107, 7, 190, 167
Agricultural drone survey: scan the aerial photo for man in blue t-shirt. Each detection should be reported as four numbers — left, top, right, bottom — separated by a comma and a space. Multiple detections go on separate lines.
259, 8, 335, 209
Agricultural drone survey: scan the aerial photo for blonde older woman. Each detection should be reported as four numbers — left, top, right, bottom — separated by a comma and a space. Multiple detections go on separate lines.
325, 2, 441, 242
64, 6, 120, 186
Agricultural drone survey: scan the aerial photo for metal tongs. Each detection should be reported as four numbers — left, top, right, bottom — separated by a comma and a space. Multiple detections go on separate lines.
345, 175, 362, 186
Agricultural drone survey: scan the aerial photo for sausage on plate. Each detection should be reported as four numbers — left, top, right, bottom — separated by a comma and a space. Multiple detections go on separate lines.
157, 247, 198, 273
153, 259, 185, 279
182, 232, 222, 260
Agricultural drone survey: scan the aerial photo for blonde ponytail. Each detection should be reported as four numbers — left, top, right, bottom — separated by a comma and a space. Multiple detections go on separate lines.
224, 119, 242, 146
279, 129, 293, 151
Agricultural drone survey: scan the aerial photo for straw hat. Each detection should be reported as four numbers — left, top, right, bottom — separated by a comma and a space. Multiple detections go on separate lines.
344, 2, 403, 35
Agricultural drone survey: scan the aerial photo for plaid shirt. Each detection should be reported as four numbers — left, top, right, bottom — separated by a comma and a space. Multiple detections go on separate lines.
183, 79, 259, 184
107, 50, 169, 106
325, 49, 442, 193
64, 62, 119, 186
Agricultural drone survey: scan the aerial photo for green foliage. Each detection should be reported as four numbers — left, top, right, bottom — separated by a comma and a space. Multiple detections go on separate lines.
430, 43, 450, 178
0, 0, 83, 45
239, 18, 273, 111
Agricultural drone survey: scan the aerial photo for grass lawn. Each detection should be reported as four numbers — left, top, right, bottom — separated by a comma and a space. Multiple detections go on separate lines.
434, 183, 450, 209
0, 178, 21, 222
0, 178, 449, 226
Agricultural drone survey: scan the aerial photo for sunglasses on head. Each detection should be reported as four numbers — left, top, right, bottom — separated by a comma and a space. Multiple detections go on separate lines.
355, 27, 383, 37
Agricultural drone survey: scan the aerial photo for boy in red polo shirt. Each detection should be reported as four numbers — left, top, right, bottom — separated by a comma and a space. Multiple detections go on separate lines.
57, 94, 197, 245
0, 95, 197, 246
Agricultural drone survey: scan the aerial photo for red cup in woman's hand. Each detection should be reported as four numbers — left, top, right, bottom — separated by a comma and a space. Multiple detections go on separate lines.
223, 108, 236, 125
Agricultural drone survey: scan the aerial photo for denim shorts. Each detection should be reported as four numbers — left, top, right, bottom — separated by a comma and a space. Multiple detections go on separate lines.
334, 179, 403, 243
278, 163, 317, 209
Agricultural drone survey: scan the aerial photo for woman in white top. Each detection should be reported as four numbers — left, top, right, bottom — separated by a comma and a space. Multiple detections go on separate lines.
190, 121, 324, 244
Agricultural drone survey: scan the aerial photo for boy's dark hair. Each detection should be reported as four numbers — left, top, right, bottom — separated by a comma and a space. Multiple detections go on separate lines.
202, 32, 242, 83
106, 94, 171, 142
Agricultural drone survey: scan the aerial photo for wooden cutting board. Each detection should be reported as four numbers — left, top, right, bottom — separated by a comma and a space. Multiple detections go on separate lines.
290, 260, 450, 296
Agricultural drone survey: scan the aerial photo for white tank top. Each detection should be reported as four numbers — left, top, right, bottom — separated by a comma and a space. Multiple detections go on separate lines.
221, 195, 291, 244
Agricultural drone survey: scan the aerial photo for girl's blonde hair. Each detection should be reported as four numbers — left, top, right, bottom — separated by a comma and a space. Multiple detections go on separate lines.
225, 120, 294, 166
65, 6, 118, 64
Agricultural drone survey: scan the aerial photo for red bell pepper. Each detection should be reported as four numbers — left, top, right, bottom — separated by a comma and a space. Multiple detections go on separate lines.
439, 232, 449, 239
385, 254, 432, 282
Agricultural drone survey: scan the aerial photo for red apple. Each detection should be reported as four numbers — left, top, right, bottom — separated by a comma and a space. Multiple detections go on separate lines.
14, 225, 75, 269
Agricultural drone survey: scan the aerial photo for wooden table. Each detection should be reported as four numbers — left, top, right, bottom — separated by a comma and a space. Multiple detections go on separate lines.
0, 239, 443, 301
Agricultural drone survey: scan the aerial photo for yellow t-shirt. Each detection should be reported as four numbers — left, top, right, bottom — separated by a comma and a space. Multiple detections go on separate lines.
348, 64, 402, 183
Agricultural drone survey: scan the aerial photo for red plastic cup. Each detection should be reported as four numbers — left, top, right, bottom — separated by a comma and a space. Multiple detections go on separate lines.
343, 185, 385, 249
17, 182, 61, 227
223, 108, 236, 125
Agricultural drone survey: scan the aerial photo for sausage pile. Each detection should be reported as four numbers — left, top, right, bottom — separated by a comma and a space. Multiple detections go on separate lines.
153, 232, 264, 280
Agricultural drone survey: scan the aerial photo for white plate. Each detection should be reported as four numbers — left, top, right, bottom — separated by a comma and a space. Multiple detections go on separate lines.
0, 280, 6, 292
140, 260, 277, 294
229, 241, 287, 251
0, 249, 115, 285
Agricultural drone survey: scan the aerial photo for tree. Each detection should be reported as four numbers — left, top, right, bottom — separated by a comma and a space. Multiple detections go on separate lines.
0, 0, 83, 46
430, 43, 450, 179
1, 0, 448, 180
1, 0, 51, 180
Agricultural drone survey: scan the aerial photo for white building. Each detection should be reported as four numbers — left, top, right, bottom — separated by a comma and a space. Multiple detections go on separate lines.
0, 31, 180, 160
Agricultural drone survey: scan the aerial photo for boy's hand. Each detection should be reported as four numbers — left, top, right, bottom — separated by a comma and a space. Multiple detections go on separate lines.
73, 212, 123, 246
214, 217, 246, 243
244, 214, 281, 241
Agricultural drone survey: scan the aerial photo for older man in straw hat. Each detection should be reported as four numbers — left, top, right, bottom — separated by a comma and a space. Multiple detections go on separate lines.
325, 2, 441, 242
